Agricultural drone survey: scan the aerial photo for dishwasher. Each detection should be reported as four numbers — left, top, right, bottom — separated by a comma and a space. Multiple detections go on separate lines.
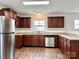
45, 35, 55, 47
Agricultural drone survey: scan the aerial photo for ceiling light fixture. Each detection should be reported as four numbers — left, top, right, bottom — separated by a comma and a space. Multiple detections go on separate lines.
22, 1, 49, 5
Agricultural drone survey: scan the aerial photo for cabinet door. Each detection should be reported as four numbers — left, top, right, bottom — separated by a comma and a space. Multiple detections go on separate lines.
48, 17, 58, 28
20, 17, 26, 28
57, 17, 64, 28
61, 37, 64, 53
1, 8, 17, 19
15, 35, 23, 49
0, 9, 3, 16
54, 35, 59, 48
70, 55, 79, 59
59, 36, 62, 50
1, 8, 10, 18
66, 39, 70, 59
16, 17, 26, 28
59, 36, 64, 52
63, 38, 67, 55
16, 16, 20, 28
4, 10, 10, 18
23, 35, 45, 47
16, 17, 31, 28
38, 35, 45, 47
48, 17, 64, 28
25, 17, 31, 28
32, 35, 45, 47
32, 35, 39, 46
48, 17, 52, 28
71, 41, 79, 55
10, 10, 14, 19
23, 35, 34, 46
13, 11, 17, 19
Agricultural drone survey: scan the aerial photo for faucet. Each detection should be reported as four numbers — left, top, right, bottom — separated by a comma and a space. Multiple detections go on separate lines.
36, 31, 41, 35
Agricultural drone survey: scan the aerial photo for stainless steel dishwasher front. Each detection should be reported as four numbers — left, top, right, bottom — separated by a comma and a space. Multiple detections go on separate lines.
45, 35, 55, 47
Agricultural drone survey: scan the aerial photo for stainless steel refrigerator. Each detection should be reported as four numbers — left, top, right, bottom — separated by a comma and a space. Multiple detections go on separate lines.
0, 16, 15, 59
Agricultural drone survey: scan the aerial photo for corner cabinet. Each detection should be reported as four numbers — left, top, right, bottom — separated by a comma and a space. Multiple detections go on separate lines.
48, 17, 64, 28
16, 17, 31, 28
58, 35, 79, 59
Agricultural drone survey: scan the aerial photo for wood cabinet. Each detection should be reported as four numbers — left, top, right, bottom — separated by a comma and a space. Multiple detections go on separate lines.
16, 17, 26, 28
16, 16, 20, 28
25, 17, 31, 28
57, 17, 64, 28
23, 35, 45, 47
37, 35, 45, 46
0, 8, 17, 19
54, 35, 59, 47
58, 36, 64, 53
15, 35, 23, 49
66, 40, 79, 59
48, 17, 64, 28
9, 10, 17, 19
58, 35, 79, 59
0, 8, 10, 18
16, 17, 31, 28
23, 35, 34, 46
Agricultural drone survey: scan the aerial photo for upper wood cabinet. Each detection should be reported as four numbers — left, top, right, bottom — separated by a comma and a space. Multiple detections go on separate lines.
9, 10, 17, 19
0, 8, 10, 17
0, 8, 17, 19
16, 17, 31, 28
25, 17, 31, 28
48, 17, 64, 28
16, 16, 20, 28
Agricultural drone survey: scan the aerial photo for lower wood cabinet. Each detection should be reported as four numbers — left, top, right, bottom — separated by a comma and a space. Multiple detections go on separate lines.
15, 35, 23, 49
15, 35, 58, 48
58, 36, 64, 53
23, 35, 45, 47
58, 35, 79, 59
54, 35, 59, 47
23, 35, 35, 46
37, 35, 45, 47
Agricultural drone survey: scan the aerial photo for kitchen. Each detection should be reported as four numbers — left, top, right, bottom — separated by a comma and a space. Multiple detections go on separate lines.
0, 0, 79, 59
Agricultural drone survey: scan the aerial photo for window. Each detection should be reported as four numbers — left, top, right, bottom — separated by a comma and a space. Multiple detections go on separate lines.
74, 19, 79, 29
34, 20, 45, 32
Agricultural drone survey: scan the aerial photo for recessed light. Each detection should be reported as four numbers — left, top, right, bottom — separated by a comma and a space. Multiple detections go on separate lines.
22, 1, 50, 5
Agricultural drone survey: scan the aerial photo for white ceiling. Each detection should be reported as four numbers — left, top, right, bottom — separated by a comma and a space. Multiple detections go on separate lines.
0, 0, 79, 14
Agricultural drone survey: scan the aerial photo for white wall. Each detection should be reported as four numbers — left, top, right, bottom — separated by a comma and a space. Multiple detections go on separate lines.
16, 13, 79, 34
64, 13, 79, 34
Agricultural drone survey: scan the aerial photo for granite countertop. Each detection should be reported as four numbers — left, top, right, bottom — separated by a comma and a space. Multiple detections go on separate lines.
59, 34, 79, 40
15, 31, 64, 35
15, 31, 79, 40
